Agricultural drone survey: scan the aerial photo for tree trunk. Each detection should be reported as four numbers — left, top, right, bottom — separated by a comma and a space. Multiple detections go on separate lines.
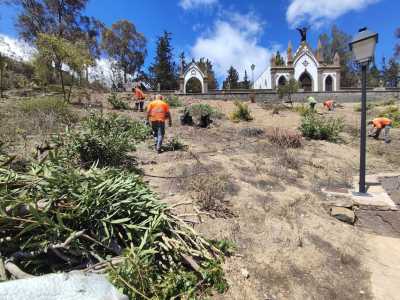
0, 67, 3, 99
124, 68, 127, 84
67, 76, 74, 103
58, 66, 67, 102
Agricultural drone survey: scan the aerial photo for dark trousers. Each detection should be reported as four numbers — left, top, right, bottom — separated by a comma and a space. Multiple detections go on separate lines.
151, 121, 165, 151
135, 101, 144, 111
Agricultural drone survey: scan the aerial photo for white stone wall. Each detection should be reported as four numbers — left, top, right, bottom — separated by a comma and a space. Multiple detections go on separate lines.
294, 52, 319, 92
253, 67, 272, 89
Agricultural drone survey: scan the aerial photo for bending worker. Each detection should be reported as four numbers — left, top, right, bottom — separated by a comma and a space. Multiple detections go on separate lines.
307, 96, 317, 111
134, 83, 146, 112
147, 95, 172, 153
323, 100, 335, 111
368, 117, 392, 143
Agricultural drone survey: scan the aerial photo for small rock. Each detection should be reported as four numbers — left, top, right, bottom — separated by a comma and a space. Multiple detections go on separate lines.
330, 207, 355, 224
241, 268, 250, 279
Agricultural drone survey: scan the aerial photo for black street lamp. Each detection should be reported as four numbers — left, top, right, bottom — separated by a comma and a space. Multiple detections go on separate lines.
349, 27, 378, 193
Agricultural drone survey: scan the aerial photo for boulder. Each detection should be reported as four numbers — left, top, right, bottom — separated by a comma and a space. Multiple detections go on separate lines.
330, 207, 355, 224
0, 271, 128, 300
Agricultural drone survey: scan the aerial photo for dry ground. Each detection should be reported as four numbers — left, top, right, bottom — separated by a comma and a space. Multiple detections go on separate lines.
1, 94, 400, 300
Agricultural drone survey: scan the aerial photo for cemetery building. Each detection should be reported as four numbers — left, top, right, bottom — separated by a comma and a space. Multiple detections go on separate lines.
254, 38, 341, 92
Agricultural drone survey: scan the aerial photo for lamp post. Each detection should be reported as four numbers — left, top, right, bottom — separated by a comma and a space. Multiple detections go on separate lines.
251, 64, 255, 89
349, 27, 378, 194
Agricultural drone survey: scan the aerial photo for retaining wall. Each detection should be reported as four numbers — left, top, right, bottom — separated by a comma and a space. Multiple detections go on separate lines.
146, 89, 400, 103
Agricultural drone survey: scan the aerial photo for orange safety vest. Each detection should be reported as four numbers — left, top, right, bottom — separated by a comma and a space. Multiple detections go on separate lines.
324, 100, 334, 109
134, 88, 145, 101
147, 100, 170, 122
372, 117, 392, 129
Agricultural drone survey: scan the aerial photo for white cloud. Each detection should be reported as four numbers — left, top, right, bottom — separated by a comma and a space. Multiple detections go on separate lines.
287, 0, 380, 27
0, 34, 36, 62
179, 0, 218, 10
190, 11, 275, 81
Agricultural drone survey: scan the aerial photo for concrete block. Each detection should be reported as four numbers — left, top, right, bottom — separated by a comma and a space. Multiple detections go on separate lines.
0, 272, 128, 300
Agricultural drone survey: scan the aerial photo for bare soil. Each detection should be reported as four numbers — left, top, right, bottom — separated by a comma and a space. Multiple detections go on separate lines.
3, 95, 400, 300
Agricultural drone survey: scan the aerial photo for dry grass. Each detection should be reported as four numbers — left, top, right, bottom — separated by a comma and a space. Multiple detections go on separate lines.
266, 127, 303, 148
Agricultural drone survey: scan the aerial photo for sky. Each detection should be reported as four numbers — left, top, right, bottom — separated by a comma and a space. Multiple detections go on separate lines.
0, 0, 399, 83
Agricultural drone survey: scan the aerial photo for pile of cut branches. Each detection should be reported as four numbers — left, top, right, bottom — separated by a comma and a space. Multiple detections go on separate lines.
0, 158, 226, 298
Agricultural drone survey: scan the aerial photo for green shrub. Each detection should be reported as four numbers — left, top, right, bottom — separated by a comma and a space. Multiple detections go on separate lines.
19, 96, 77, 124
108, 93, 129, 110
229, 101, 253, 122
165, 95, 183, 108
378, 105, 400, 127
65, 113, 151, 167
164, 137, 188, 151
354, 102, 375, 112
188, 103, 222, 119
300, 112, 344, 142
293, 104, 313, 116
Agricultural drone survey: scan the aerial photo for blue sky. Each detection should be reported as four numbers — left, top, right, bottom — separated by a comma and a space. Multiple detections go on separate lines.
0, 0, 399, 82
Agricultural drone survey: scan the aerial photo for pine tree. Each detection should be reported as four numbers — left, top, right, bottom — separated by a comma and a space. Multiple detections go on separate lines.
223, 66, 239, 89
149, 31, 178, 90
242, 70, 250, 89
275, 51, 285, 66
196, 58, 218, 90
383, 58, 399, 87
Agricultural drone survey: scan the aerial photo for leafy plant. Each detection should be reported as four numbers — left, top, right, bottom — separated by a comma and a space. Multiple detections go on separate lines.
299, 112, 344, 142
378, 105, 400, 127
187, 103, 223, 127
277, 78, 298, 104
108, 93, 129, 110
165, 96, 183, 108
0, 159, 226, 298
164, 137, 188, 151
293, 103, 313, 116
230, 101, 253, 122
64, 113, 150, 167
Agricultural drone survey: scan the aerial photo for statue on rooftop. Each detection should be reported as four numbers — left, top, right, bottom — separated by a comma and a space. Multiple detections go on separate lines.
296, 27, 309, 42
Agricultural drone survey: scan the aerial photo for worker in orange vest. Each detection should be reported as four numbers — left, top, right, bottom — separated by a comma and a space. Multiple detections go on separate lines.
368, 117, 392, 143
323, 100, 335, 111
133, 83, 146, 112
147, 94, 172, 153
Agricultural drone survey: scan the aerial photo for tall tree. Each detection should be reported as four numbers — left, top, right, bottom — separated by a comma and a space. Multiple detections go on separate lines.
241, 70, 250, 89
149, 31, 178, 90
102, 20, 146, 84
222, 66, 239, 89
17, 0, 88, 42
36, 33, 92, 102
382, 58, 399, 87
368, 64, 381, 87
179, 52, 187, 73
318, 25, 358, 87
395, 27, 400, 58
275, 51, 285, 66
0, 52, 6, 98
196, 57, 218, 90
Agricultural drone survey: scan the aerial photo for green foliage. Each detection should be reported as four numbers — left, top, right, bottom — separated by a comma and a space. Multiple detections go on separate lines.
353, 102, 375, 112
277, 79, 298, 103
223, 66, 239, 89
36, 33, 93, 102
300, 112, 344, 142
275, 51, 285, 66
188, 103, 222, 119
149, 31, 178, 90
65, 113, 150, 167
19, 96, 78, 124
164, 95, 183, 107
211, 239, 236, 257
107, 93, 129, 110
293, 103, 313, 116
378, 105, 400, 127
229, 101, 253, 122
102, 20, 147, 84
164, 137, 187, 151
